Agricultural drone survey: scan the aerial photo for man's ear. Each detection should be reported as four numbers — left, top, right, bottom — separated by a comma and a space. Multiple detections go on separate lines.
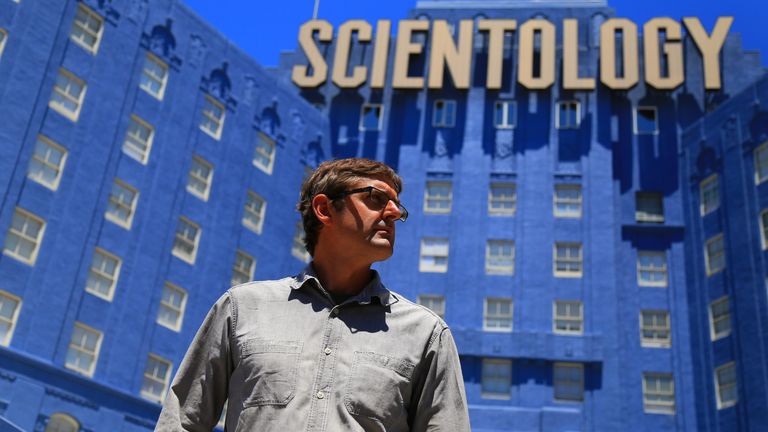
312, 194, 334, 226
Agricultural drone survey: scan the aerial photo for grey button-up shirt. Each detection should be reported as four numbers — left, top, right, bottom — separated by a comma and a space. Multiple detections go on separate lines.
156, 267, 470, 431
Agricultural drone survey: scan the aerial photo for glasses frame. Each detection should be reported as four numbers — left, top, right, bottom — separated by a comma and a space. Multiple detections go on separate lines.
328, 186, 408, 222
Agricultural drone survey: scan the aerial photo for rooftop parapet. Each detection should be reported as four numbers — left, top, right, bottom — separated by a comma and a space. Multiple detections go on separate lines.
415, 0, 607, 9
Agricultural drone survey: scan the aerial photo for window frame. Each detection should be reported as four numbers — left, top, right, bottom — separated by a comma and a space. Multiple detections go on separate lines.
253, 132, 276, 175
699, 174, 720, 216
553, 362, 584, 401
417, 294, 446, 319
141, 353, 173, 403
640, 310, 671, 348
636, 250, 668, 287
642, 372, 675, 415
555, 100, 581, 129
481, 358, 512, 399
709, 296, 731, 341
122, 114, 154, 165
760, 209, 768, 250
243, 191, 267, 234
704, 234, 725, 276
486, 240, 515, 275
432, 99, 456, 128
715, 362, 738, 409
65, 322, 102, 377
553, 300, 583, 335
419, 237, 449, 273
84, 247, 121, 302
139, 52, 169, 100
49, 68, 87, 122
494, 100, 517, 129
291, 222, 310, 262
231, 250, 255, 286
27, 135, 68, 191
105, 179, 139, 229
423, 181, 452, 214
484, 297, 513, 332
172, 217, 201, 265
553, 184, 582, 218
156, 282, 187, 332
0, 290, 21, 347
0, 29, 7, 59
199, 95, 226, 140
359, 103, 383, 131
635, 192, 664, 223
553, 242, 583, 278
186, 155, 214, 201
634, 106, 659, 135
3, 207, 46, 265
755, 141, 768, 185
488, 182, 516, 216
69, 3, 104, 54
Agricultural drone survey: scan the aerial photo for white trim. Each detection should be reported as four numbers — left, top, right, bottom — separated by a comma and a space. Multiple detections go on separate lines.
715, 362, 738, 409
141, 353, 173, 403
704, 234, 725, 276
755, 141, 768, 185
483, 297, 513, 332
699, 174, 720, 216
187, 155, 214, 201
200, 95, 225, 140
122, 114, 154, 165
84, 247, 121, 302
49, 68, 87, 122
553, 300, 583, 335
424, 181, 452, 214
709, 296, 731, 341
555, 100, 581, 129
0, 28, 8, 60
65, 322, 102, 377
553, 242, 582, 278
139, 52, 168, 100
642, 372, 675, 414
633, 106, 659, 135
480, 358, 512, 399
3, 207, 46, 266
760, 209, 768, 250
553, 362, 584, 401
27, 135, 67, 191
172, 217, 200, 265
105, 178, 139, 229
0, 290, 21, 347
485, 240, 514, 275
69, 3, 103, 54
553, 184, 582, 218
488, 182, 516, 215
419, 237, 449, 273
157, 282, 187, 332
493, 100, 516, 129
432, 99, 456, 128
640, 310, 671, 348
637, 250, 668, 287
417, 294, 446, 318
231, 250, 255, 286
253, 132, 276, 175
243, 191, 266, 234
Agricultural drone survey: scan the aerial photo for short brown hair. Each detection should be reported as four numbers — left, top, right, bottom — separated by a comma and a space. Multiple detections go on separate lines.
297, 158, 403, 256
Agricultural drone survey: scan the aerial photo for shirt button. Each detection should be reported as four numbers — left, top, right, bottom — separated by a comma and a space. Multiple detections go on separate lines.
324, 347, 332, 355
316, 391, 325, 399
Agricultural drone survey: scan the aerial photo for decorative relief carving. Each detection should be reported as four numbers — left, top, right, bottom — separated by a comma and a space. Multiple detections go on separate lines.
721, 116, 739, 148
0, 369, 17, 382
128, 0, 148, 24
494, 129, 514, 159
243, 76, 258, 106
45, 387, 98, 409
188, 35, 207, 68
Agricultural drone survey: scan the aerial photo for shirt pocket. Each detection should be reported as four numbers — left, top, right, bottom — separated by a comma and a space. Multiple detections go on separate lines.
344, 351, 415, 429
240, 339, 303, 407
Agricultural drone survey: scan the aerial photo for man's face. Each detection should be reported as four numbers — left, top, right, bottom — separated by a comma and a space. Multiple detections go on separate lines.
330, 177, 403, 263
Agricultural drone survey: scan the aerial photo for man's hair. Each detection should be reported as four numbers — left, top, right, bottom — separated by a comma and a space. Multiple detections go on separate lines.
297, 158, 403, 256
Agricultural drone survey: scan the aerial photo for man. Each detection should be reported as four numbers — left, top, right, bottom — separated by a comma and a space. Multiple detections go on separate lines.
156, 158, 470, 431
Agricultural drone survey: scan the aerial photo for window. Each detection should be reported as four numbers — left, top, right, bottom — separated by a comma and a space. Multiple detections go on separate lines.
49, 69, 86, 121
292, 222, 309, 262
636, 192, 664, 223
488, 182, 516, 215
709, 296, 731, 340
554, 242, 582, 277
0, 29, 7, 59
105, 179, 138, 229
424, 181, 452, 214
360, 104, 383, 131
243, 191, 266, 234
762, 210, 768, 250
640, 310, 671, 348
700, 175, 720, 216
139, 53, 168, 100
553, 301, 583, 335
253, 132, 276, 174
484, 298, 513, 332
172, 217, 200, 264
419, 238, 449, 273
65, 322, 102, 376
417, 295, 445, 318
141, 354, 172, 403
45, 413, 79, 432
3, 208, 46, 265
432, 100, 456, 127
231, 250, 255, 286
715, 362, 738, 409
122, 115, 154, 164
200, 95, 225, 140
486, 240, 514, 275
187, 155, 213, 201
481, 358, 511, 399
27, 135, 67, 190
157, 282, 186, 331
755, 142, 768, 184
553, 184, 582, 218
494, 100, 516, 129
643, 373, 675, 414
637, 251, 668, 287
553, 363, 583, 401
0, 290, 21, 346
556, 101, 580, 129
634, 106, 658, 135
85, 248, 121, 301
70, 4, 103, 54
705, 234, 725, 276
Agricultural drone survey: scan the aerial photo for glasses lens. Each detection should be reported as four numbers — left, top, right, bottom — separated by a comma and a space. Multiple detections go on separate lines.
368, 188, 391, 209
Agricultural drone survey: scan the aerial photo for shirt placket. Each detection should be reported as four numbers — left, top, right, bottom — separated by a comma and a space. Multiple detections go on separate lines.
305, 304, 343, 432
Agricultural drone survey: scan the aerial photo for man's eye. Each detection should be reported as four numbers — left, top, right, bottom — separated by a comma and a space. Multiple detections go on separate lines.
370, 191, 389, 207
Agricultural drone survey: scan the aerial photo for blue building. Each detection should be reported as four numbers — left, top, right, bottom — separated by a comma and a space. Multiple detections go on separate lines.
0, 0, 766, 431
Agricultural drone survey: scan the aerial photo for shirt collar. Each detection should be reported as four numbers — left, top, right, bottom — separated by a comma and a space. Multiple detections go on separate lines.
291, 263, 398, 307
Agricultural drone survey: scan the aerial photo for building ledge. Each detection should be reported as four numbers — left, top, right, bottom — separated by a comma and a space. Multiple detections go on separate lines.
621, 223, 685, 237
452, 328, 603, 362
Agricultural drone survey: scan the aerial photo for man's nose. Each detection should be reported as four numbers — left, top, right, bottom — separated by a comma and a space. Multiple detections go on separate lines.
382, 199, 402, 222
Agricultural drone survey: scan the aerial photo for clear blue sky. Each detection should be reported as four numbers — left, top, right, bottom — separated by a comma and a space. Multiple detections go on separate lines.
182, 0, 767, 68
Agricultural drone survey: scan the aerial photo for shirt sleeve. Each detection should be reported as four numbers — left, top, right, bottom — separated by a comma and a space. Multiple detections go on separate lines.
410, 326, 471, 432
155, 292, 233, 432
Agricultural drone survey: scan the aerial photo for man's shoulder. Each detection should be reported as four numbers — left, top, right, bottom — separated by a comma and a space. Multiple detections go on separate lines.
228, 276, 296, 302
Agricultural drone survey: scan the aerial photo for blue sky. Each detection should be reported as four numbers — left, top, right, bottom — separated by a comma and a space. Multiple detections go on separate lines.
182, 0, 767, 68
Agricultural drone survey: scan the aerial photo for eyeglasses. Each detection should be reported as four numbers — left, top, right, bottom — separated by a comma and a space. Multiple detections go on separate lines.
329, 186, 409, 222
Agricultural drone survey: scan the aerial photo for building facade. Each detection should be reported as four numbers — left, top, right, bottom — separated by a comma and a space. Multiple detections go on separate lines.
0, 0, 766, 431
